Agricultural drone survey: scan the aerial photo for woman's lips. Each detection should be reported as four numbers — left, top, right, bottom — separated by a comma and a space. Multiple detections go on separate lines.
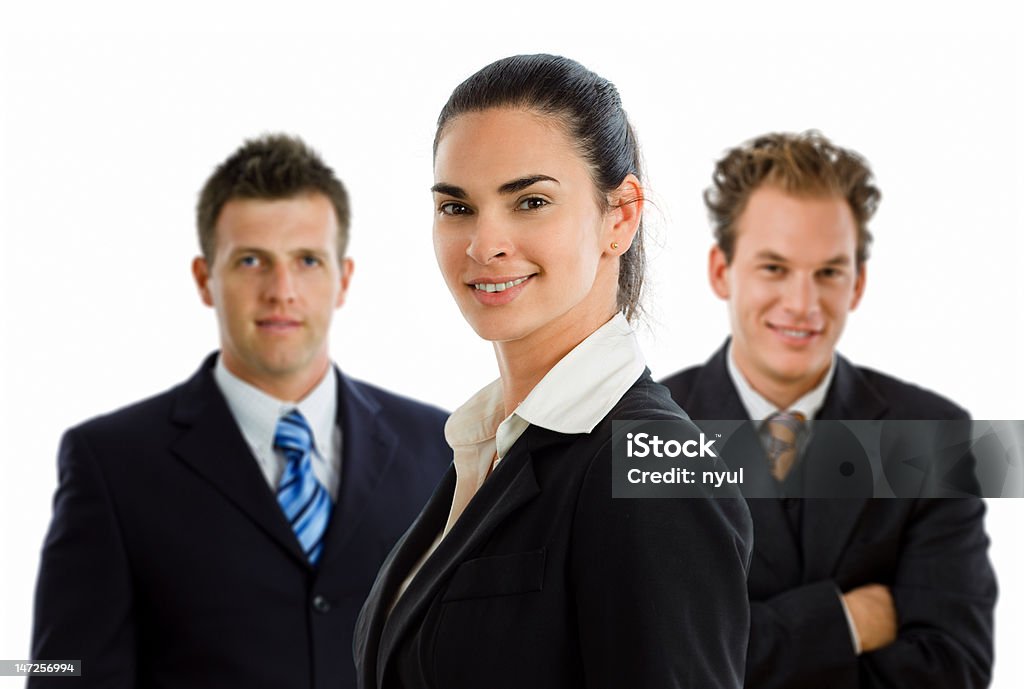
468, 274, 534, 306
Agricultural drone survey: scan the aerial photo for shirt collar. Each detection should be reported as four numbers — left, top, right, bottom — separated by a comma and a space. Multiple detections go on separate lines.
726, 341, 835, 422
514, 313, 646, 435
214, 354, 337, 456
445, 313, 646, 459
444, 378, 506, 449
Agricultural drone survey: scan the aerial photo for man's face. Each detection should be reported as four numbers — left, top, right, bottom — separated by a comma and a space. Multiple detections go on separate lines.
709, 185, 865, 404
192, 193, 353, 399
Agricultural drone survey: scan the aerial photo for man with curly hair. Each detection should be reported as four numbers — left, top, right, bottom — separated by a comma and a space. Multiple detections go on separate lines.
661, 131, 996, 688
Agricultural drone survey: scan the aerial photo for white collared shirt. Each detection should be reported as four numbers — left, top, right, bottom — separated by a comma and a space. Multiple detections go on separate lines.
726, 341, 836, 422
441, 313, 646, 536
214, 355, 342, 499
391, 313, 645, 608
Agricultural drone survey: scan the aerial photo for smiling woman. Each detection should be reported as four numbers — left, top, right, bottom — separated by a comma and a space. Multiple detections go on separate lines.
432, 108, 622, 374
353, 54, 754, 689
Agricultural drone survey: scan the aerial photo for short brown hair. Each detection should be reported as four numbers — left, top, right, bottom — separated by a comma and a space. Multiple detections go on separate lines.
196, 134, 350, 264
705, 131, 880, 266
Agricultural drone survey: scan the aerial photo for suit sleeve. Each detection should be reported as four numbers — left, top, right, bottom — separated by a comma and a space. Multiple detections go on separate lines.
570, 437, 754, 689
862, 498, 995, 688
744, 498, 996, 689
30, 428, 137, 688
745, 581, 860, 689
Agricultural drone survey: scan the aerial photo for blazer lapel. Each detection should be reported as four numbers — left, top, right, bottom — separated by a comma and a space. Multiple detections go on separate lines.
680, 341, 750, 421
818, 354, 888, 420
797, 354, 875, 579
354, 466, 456, 689
314, 371, 399, 573
169, 354, 308, 567
375, 432, 543, 688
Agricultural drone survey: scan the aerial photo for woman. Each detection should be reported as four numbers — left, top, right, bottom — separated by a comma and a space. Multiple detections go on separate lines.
354, 54, 752, 689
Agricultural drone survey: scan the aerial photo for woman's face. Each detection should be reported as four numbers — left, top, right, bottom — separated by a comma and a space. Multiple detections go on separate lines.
432, 108, 626, 347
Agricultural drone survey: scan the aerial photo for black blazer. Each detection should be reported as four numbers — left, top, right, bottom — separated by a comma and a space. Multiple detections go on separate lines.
30, 353, 451, 689
354, 371, 754, 689
660, 343, 997, 689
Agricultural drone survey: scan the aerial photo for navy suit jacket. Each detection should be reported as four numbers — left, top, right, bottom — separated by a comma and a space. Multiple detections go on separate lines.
30, 354, 451, 689
660, 343, 996, 689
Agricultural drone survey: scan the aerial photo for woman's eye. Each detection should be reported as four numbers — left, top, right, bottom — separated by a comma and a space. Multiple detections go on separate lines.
439, 201, 471, 216
516, 197, 548, 211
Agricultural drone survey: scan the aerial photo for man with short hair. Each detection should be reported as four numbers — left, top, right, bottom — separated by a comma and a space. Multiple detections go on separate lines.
661, 131, 996, 688
30, 134, 451, 689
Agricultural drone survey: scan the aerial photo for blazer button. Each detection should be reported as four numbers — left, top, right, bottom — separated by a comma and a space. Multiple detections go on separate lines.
312, 594, 331, 613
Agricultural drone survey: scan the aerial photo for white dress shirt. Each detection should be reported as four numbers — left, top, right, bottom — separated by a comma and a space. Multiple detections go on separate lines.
213, 355, 342, 500
393, 313, 646, 606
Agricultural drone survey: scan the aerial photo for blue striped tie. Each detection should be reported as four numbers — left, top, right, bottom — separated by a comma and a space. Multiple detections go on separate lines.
274, 410, 332, 565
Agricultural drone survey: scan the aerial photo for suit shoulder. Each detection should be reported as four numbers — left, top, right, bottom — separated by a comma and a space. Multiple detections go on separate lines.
346, 378, 449, 427
658, 364, 703, 404
609, 373, 690, 422
855, 365, 969, 420
68, 382, 183, 439
346, 378, 451, 475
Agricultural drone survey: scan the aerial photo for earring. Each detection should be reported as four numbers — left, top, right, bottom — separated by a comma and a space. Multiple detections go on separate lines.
610, 242, 619, 250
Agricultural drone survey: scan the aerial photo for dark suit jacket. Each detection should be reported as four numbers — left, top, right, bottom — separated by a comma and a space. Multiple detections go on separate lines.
30, 353, 451, 689
660, 343, 997, 689
354, 371, 754, 689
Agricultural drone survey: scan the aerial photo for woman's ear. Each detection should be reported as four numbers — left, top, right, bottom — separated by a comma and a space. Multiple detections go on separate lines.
603, 173, 643, 256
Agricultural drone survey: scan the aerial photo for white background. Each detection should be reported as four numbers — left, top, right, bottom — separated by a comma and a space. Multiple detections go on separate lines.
2, 2, 1022, 686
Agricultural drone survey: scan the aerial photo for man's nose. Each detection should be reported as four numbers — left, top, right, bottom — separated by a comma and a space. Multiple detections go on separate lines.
781, 273, 819, 318
263, 262, 297, 303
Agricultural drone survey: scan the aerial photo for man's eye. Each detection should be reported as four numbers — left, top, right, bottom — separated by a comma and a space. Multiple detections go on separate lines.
301, 256, 322, 267
760, 264, 784, 275
439, 202, 471, 216
516, 197, 548, 211
818, 267, 841, 279
239, 256, 261, 267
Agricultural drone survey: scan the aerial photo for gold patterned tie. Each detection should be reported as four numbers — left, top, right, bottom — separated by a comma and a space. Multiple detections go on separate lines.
762, 411, 807, 481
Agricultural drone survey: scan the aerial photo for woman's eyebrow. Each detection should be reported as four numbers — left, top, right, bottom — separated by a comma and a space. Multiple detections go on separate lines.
498, 174, 559, 195
431, 175, 560, 199
430, 182, 467, 198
